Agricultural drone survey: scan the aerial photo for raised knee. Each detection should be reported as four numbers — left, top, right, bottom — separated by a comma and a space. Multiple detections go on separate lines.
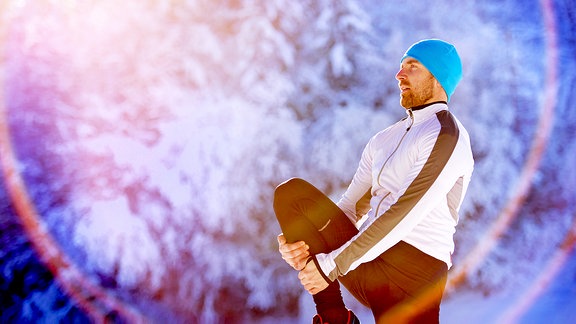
274, 177, 306, 197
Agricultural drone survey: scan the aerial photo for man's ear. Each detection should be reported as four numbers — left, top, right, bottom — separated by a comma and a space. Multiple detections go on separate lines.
434, 79, 448, 100
434, 78, 443, 89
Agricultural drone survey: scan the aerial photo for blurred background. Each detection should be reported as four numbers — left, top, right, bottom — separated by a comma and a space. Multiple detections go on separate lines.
0, 0, 574, 323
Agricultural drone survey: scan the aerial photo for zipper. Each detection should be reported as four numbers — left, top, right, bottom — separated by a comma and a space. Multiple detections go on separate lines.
374, 109, 414, 217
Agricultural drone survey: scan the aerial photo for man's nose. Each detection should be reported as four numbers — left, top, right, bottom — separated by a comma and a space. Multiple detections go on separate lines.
395, 69, 406, 81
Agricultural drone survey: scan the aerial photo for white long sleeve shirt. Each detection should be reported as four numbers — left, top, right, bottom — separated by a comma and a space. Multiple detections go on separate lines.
315, 103, 474, 282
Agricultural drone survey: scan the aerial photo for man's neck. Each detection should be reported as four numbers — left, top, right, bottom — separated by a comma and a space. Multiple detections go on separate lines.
409, 100, 447, 111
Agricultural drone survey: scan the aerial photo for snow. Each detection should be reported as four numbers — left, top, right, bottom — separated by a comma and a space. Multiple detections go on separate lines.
73, 197, 164, 289
1, 0, 575, 322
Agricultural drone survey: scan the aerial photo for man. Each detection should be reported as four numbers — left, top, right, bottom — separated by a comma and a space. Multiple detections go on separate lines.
274, 39, 474, 323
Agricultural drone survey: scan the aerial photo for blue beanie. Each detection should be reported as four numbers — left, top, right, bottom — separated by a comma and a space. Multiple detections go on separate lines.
401, 39, 463, 102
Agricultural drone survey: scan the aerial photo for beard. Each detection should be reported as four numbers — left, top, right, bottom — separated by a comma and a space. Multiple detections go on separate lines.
400, 76, 435, 108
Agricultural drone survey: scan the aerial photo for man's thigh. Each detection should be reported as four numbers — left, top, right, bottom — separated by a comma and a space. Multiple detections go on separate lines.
340, 241, 447, 323
274, 178, 358, 254
339, 253, 403, 311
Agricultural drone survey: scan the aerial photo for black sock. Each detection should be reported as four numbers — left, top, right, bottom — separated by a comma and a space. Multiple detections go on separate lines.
313, 281, 348, 323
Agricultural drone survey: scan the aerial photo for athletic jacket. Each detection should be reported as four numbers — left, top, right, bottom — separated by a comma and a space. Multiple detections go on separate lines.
315, 102, 474, 282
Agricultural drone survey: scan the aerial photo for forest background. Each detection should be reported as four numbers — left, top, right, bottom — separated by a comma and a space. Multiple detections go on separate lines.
0, 0, 575, 323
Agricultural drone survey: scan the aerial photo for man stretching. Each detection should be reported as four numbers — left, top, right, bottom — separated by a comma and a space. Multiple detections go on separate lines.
274, 39, 474, 323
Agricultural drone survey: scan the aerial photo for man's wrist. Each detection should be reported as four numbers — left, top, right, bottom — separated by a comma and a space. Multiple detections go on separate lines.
311, 255, 332, 284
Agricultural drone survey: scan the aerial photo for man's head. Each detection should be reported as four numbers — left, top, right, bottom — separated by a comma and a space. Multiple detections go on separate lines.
396, 39, 462, 108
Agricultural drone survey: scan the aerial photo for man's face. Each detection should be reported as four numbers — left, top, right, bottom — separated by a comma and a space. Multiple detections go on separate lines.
395, 57, 437, 109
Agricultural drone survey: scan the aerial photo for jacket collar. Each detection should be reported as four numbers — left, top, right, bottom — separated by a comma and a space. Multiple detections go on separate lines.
405, 101, 449, 125
410, 100, 447, 111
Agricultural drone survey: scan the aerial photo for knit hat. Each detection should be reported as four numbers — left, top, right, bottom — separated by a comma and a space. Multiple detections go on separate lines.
401, 39, 463, 102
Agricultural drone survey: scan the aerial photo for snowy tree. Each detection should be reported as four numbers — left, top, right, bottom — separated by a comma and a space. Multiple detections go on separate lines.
4, 0, 312, 321
1, 0, 575, 322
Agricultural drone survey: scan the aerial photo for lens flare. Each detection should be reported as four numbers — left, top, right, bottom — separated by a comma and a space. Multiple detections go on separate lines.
0, 3, 145, 322
447, 0, 562, 318
0, 0, 569, 322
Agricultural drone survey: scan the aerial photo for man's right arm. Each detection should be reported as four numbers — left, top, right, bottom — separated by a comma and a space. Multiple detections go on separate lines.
337, 139, 374, 225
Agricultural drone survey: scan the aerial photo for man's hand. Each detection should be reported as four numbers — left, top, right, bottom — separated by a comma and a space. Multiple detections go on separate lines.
298, 259, 329, 295
277, 234, 310, 271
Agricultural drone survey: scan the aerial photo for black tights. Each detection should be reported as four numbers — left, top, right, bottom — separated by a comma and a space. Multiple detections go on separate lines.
273, 178, 448, 323
274, 178, 358, 323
